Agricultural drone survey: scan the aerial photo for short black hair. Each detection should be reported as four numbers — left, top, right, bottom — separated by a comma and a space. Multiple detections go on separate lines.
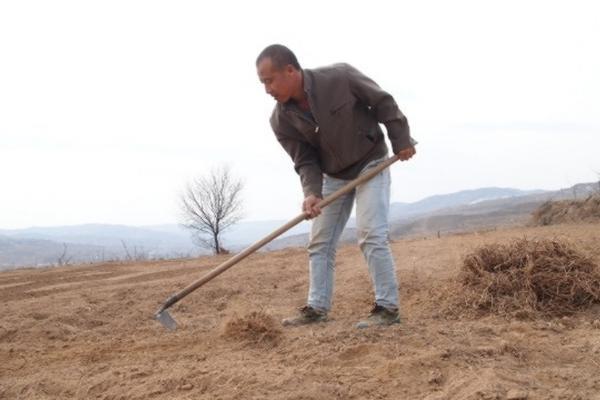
256, 44, 301, 70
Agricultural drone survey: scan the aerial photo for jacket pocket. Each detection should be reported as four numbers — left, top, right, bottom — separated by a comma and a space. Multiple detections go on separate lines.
329, 97, 354, 115
364, 130, 376, 143
358, 121, 384, 146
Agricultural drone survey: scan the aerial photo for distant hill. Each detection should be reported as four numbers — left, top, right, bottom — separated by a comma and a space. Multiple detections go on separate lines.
144, 221, 310, 247
0, 234, 106, 268
0, 224, 190, 250
0, 225, 200, 270
389, 187, 545, 221
264, 182, 599, 250
0, 221, 311, 270
1, 182, 597, 270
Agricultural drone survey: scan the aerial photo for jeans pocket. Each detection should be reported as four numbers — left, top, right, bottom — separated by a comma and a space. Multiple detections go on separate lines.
360, 155, 389, 174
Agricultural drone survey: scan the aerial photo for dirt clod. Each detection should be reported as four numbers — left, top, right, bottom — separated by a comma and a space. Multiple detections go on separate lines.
428, 370, 444, 385
223, 311, 282, 345
506, 389, 528, 400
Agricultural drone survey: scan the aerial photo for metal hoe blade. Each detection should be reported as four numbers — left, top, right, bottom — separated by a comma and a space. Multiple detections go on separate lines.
155, 309, 177, 331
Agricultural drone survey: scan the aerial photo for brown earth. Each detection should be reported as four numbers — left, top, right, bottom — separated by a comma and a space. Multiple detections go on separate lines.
1, 222, 600, 399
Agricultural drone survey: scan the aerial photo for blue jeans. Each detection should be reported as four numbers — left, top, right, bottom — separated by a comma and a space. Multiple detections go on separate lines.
307, 157, 399, 312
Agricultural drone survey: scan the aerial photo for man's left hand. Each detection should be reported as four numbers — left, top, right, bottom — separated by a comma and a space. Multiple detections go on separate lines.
396, 146, 416, 161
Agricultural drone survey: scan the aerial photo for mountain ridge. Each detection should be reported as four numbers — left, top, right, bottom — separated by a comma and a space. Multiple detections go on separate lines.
1, 183, 597, 269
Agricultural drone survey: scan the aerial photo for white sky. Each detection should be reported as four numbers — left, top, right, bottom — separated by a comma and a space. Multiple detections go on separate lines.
1, 0, 599, 229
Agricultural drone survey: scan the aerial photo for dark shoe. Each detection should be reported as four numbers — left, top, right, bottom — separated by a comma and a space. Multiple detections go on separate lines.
356, 304, 400, 329
282, 305, 328, 326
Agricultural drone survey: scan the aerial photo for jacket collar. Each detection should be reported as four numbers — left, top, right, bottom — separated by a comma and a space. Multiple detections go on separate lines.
302, 69, 313, 94
282, 69, 312, 112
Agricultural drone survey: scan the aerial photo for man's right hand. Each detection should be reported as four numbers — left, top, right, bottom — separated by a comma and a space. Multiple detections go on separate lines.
302, 195, 322, 219
396, 146, 416, 161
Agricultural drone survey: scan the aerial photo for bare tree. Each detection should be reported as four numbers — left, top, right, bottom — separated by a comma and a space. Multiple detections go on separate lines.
57, 243, 72, 266
121, 239, 132, 261
120, 240, 149, 261
180, 166, 244, 255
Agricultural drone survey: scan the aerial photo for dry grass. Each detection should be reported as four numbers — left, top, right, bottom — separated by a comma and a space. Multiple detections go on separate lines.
453, 238, 600, 318
531, 195, 600, 226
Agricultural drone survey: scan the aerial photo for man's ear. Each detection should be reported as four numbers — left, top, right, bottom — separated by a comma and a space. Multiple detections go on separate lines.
285, 64, 296, 75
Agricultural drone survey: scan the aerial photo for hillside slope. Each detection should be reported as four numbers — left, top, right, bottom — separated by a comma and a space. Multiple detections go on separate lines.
2, 183, 596, 268
1, 222, 600, 399
267, 183, 599, 250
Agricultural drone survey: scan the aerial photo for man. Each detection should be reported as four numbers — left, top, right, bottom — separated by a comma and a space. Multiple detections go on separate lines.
256, 44, 416, 328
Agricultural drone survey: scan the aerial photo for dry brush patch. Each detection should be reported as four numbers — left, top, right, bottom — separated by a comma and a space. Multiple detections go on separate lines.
443, 238, 600, 318
531, 195, 600, 226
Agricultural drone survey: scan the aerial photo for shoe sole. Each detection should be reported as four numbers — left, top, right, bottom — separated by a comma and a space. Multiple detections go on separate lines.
355, 319, 400, 329
282, 317, 328, 327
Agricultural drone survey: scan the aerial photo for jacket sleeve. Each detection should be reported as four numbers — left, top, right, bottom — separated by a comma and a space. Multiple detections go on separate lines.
271, 114, 323, 198
343, 63, 416, 154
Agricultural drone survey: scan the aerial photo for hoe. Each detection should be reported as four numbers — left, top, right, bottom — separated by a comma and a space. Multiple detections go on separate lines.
155, 156, 399, 330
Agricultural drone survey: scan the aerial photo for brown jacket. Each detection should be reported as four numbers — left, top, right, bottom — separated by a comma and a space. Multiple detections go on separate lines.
270, 63, 415, 198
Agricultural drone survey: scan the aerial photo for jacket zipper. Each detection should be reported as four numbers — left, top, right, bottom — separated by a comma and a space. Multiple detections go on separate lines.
289, 109, 319, 134
288, 100, 343, 169
306, 95, 343, 168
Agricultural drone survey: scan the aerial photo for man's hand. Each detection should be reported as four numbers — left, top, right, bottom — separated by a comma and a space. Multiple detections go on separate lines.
302, 195, 322, 219
396, 146, 416, 161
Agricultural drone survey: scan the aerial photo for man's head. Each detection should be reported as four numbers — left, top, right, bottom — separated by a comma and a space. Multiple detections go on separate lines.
256, 44, 302, 103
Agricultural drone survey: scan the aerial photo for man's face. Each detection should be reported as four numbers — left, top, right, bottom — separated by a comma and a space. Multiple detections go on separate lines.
257, 57, 296, 103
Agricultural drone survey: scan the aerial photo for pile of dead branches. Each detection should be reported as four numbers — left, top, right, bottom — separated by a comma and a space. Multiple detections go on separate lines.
457, 238, 600, 317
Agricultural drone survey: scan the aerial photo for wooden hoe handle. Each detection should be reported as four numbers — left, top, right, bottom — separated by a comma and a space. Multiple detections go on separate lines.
157, 156, 399, 312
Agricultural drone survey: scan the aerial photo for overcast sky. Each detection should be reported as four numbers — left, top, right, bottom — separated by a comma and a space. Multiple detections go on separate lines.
1, 0, 598, 229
